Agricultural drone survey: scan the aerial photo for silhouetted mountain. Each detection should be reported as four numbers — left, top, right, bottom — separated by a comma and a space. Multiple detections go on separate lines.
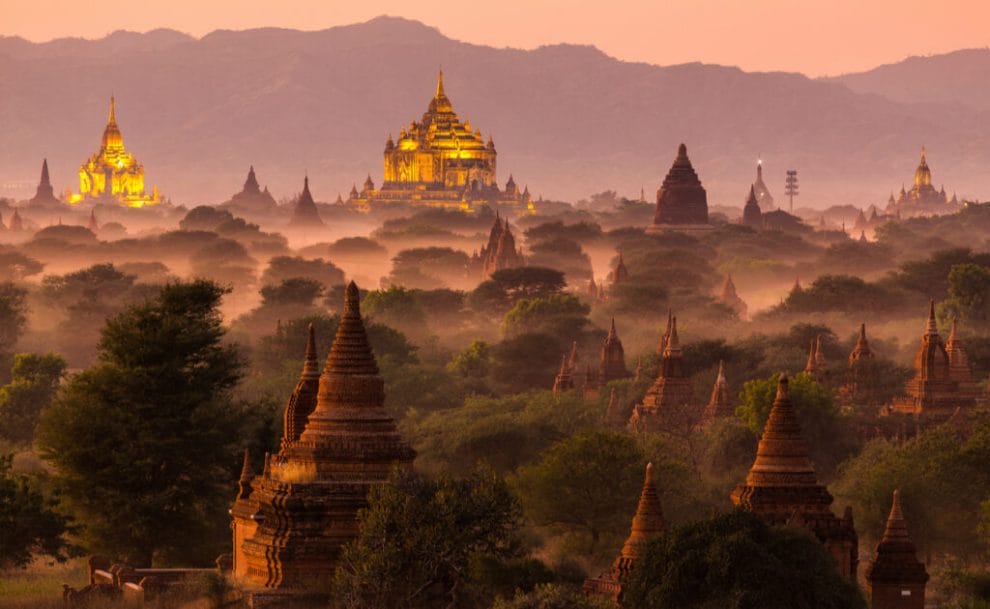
829, 49, 990, 112
1, 16, 986, 207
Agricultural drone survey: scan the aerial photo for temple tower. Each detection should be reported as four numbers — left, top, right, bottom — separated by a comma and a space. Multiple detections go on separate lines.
946, 319, 979, 398
804, 336, 829, 386
280, 324, 321, 449
630, 316, 696, 432
287, 176, 325, 229
29, 159, 60, 206
752, 161, 775, 210
731, 374, 858, 579
742, 184, 763, 229
583, 463, 666, 603
611, 254, 629, 288
645, 143, 712, 234
866, 490, 928, 609
701, 361, 733, 423
225, 166, 277, 212
476, 215, 524, 277
233, 282, 415, 592
552, 354, 575, 396
718, 274, 747, 319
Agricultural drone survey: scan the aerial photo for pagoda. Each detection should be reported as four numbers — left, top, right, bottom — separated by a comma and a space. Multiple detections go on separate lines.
349, 71, 533, 213
731, 374, 858, 580
891, 301, 975, 422
803, 336, 829, 386
718, 274, 747, 319
752, 160, 775, 210
231, 283, 415, 595
28, 159, 61, 207
603, 388, 628, 429
884, 147, 959, 218
866, 491, 928, 609
70, 97, 160, 208
583, 463, 666, 603
700, 361, 733, 423
473, 214, 524, 277
8, 210, 23, 232
945, 319, 979, 399
552, 354, 575, 396
645, 143, 712, 234
224, 166, 277, 213
629, 316, 697, 432
610, 254, 629, 288
583, 319, 630, 398
286, 176, 325, 229
840, 323, 877, 406
742, 184, 763, 229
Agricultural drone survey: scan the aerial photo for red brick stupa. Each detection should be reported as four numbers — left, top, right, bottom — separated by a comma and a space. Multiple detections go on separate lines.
731, 374, 858, 579
231, 282, 415, 596
629, 316, 697, 432
701, 360, 733, 423
866, 490, 928, 609
474, 214, 524, 278
645, 143, 712, 234
583, 319, 631, 398
583, 463, 666, 603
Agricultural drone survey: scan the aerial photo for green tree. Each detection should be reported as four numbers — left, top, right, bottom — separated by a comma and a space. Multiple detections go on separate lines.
622, 511, 866, 609
0, 282, 28, 351
490, 332, 567, 393
0, 454, 76, 569
0, 353, 66, 444
331, 468, 524, 609
468, 268, 566, 315
512, 430, 644, 547
37, 281, 246, 566
502, 294, 590, 337
942, 263, 990, 325
259, 277, 325, 306
363, 286, 429, 339
737, 372, 859, 478
259, 255, 344, 288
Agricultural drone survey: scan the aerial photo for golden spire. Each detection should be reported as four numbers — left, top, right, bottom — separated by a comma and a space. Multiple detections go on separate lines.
436, 68, 445, 98
108, 95, 117, 125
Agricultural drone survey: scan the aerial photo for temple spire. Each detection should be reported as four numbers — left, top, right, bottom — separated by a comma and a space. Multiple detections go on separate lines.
40, 158, 50, 186
743, 373, 819, 487
108, 95, 117, 125
618, 463, 666, 561
436, 68, 445, 98
303, 322, 319, 375
237, 449, 254, 499
323, 281, 379, 377
925, 299, 938, 335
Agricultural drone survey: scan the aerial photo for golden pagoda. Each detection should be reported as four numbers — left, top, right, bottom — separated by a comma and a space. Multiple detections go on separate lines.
884, 147, 958, 218
349, 70, 533, 213
70, 96, 160, 207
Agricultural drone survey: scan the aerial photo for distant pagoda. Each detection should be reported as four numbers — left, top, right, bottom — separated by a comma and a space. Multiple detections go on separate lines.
891, 301, 977, 422
742, 184, 763, 229
884, 147, 959, 218
700, 360, 733, 423
231, 283, 416, 595
349, 70, 533, 213
70, 96, 160, 207
473, 214, 524, 277
583, 463, 666, 603
752, 160, 774, 210
583, 319, 630, 398
630, 315, 696, 432
718, 274, 747, 319
224, 166, 277, 213
866, 490, 928, 609
286, 176, 325, 229
645, 143, 712, 234
29, 159, 61, 207
731, 374, 858, 580
552, 354, 575, 396
803, 335, 829, 386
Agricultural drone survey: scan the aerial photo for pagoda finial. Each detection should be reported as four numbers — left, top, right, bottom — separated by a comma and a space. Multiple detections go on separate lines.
108, 95, 117, 124
608, 317, 618, 339
920, 145, 927, 164
716, 359, 726, 382
303, 322, 319, 374
237, 448, 254, 499
926, 299, 938, 335
436, 68, 446, 98
665, 316, 680, 354
40, 158, 50, 185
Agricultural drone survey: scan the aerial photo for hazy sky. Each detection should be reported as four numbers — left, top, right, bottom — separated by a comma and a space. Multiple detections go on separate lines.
3, 0, 987, 76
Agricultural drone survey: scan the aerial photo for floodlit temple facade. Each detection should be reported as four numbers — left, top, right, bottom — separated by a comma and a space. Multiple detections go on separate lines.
884, 147, 959, 217
70, 97, 160, 207
348, 71, 534, 213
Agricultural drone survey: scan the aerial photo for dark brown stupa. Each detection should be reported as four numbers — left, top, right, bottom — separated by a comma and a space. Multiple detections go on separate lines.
583, 463, 666, 602
225, 165, 277, 212
232, 282, 415, 593
803, 336, 829, 386
645, 143, 712, 234
599, 319, 630, 383
29, 158, 60, 207
611, 253, 629, 288
718, 274, 747, 319
629, 316, 696, 432
840, 323, 876, 406
742, 184, 763, 229
552, 354, 575, 396
475, 214, 524, 278
701, 360, 733, 423
287, 176, 325, 228
866, 490, 928, 609
280, 324, 321, 449
945, 319, 979, 398
731, 374, 858, 579
892, 301, 974, 421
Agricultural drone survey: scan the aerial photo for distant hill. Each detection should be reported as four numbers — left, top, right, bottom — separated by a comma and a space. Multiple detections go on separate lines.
828, 48, 990, 112
1, 16, 987, 207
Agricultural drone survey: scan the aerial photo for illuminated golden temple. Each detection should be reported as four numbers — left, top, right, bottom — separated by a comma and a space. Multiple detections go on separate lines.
349, 70, 533, 212
70, 96, 160, 207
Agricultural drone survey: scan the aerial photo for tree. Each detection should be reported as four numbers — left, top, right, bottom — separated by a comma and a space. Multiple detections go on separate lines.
942, 263, 990, 325
490, 332, 567, 393
259, 255, 344, 289
178, 205, 235, 231
469, 268, 566, 315
259, 277, 325, 307
0, 353, 66, 444
0, 282, 28, 356
448, 341, 494, 379
37, 281, 246, 566
622, 511, 866, 609
385, 247, 473, 290
0, 454, 76, 569
512, 430, 645, 547
737, 372, 859, 478
331, 468, 525, 609
363, 286, 428, 336
502, 294, 590, 337
0, 251, 44, 282
493, 584, 610, 609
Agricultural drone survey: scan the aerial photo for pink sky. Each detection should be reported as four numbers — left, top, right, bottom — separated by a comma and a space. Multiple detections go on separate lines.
3, 0, 988, 76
